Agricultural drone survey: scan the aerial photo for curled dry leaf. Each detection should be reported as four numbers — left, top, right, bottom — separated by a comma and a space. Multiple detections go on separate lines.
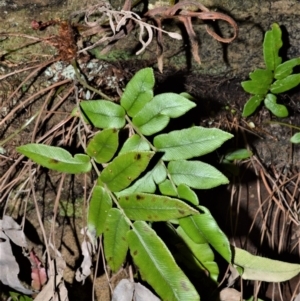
34, 274, 68, 301
75, 1, 182, 60
75, 239, 93, 284
2, 215, 28, 248
0, 217, 33, 295
219, 288, 241, 301
34, 250, 68, 301
133, 282, 161, 301
145, 0, 238, 71
112, 279, 134, 301
91, 0, 236, 72
111, 279, 161, 301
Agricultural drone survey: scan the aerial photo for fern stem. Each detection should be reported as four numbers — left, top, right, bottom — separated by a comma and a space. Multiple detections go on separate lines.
266, 120, 300, 131
71, 59, 112, 101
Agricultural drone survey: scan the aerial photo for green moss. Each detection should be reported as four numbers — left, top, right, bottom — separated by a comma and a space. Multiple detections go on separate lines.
59, 198, 84, 218
88, 48, 133, 61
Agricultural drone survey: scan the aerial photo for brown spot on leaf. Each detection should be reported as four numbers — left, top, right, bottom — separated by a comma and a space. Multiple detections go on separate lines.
49, 158, 60, 164
133, 250, 138, 256
178, 209, 185, 215
134, 153, 141, 160
180, 280, 190, 291
136, 194, 144, 201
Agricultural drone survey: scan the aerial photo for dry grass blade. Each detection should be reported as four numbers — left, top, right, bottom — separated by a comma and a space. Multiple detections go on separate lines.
218, 115, 300, 300
0, 58, 55, 81
0, 78, 71, 128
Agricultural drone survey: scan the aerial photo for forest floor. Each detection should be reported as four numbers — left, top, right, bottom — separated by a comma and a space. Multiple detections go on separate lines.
1, 1, 300, 301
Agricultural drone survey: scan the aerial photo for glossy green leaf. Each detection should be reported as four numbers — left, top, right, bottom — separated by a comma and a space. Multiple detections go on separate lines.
134, 92, 195, 119
134, 114, 170, 136
177, 226, 219, 281
17, 144, 91, 174
116, 171, 156, 197
233, 246, 300, 282
180, 92, 195, 101
87, 186, 112, 237
119, 193, 198, 221
241, 69, 273, 95
274, 58, 300, 80
127, 221, 200, 301
120, 68, 155, 117
100, 151, 154, 192
80, 100, 125, 129
158, 222, 213, 278
249, 69, 273, 82
116, 162, 166, 197
178, 217, 207, 244
290, 132, 300, 144
225, 149, 253, 161
104, 208, 129, 272
86, 128, 119, 163
270, 74, 300, 94
154, 127, 233, 161
159, 179, 177, 196
152, 162, 167, 184
119, 134, 150, 154
242, 95, 264, 117
263, 23, 282, 71
132, 93, 196, 135
96, 177, 105, 187
264, 94, 288, 117
177, 184, 199, 205
179, 207, 231, 262
168, 160, 229, 189
241, 80, 269, 96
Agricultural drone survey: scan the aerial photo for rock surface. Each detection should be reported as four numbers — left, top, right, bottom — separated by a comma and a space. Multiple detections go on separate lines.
1, 0, 300, 77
